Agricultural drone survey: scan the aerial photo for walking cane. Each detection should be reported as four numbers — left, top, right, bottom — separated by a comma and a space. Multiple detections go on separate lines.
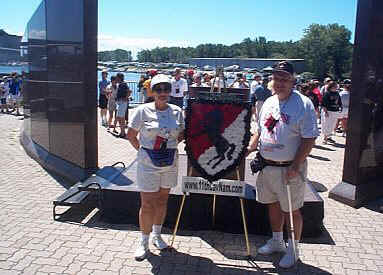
286, 184, 297, 261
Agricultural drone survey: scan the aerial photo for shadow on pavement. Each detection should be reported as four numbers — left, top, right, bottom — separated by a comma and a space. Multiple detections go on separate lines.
313, 144, 336, 151
330, 142, 345, 149
308, 154, 331, 161
308, 180, 328, 193
143, 247, 332, 275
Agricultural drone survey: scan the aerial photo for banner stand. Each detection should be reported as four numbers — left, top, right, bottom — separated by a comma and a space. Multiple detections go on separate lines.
170, 167, 254, 260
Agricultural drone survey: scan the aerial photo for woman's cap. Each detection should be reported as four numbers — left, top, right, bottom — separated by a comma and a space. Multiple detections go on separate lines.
151, 74, 171, 89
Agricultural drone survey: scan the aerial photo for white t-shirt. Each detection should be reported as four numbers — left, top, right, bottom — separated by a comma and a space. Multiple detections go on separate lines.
0, 81, 9, 99
129, 102, 185, 150
339, 90, 350, 109
232, 82, 249, 89
170, 78, 188, 98
250, 80, 261, 96
210, 77, 226, 90
257, 91, 319, 162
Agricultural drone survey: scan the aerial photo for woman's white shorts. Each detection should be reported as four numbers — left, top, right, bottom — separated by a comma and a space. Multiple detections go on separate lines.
136, 148, 179, 192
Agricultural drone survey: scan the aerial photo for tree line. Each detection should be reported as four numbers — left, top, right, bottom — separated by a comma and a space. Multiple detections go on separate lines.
99, 23, 353, 80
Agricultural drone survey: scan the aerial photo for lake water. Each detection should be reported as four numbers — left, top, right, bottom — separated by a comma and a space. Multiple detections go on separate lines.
0, 65, 143, 102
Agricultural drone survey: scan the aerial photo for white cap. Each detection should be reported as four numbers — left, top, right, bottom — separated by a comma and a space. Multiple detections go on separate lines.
150, 74, 171, 89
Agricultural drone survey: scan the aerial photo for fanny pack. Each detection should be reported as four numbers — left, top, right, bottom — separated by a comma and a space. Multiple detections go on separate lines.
143, 148, 176, 167
250, 153, 292, 174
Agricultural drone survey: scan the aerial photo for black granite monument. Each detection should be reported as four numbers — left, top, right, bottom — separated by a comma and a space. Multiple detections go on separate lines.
329, 0, 383, 207
21, 0, 98, 182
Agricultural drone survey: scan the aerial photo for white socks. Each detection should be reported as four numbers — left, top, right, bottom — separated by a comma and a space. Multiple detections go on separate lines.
272, 232, 283, 241
152, 224, 162, 236
141, 233, 149, 244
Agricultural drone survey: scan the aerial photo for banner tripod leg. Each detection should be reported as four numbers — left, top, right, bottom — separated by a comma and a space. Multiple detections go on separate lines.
170, 194, 186, 248
236, 168, 252, 259
170, 166, 192, 248
212, 194, 216, 227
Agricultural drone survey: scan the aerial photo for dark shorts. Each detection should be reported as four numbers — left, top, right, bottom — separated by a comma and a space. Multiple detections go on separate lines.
0, 98, 6, 105
99, 94, 108, 109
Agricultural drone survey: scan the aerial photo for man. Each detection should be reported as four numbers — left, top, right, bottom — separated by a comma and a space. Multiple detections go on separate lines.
191, 73, 208, 87
0, 76, 9, 113
320, 77, 332, 97
106, 75, 118, 132
99, 71, 110, 126
247, 61, 319, 268
339, 79, 351, 136
115, 73, 131, 138
230, 73, 249, 89
251, 77, 272, 121
8, 73, 22, 116
250, 73, 263, 97
170, 68, 188, 109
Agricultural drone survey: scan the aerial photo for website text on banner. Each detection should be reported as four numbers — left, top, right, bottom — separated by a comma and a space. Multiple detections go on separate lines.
182, 176, 245, 197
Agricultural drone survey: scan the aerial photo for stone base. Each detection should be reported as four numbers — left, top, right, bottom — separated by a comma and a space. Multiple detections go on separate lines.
20, 128, 94, 183
95, 155, 324, 237
329, 180, 383, 208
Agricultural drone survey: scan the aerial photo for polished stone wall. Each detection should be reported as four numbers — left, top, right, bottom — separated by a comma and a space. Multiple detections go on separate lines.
22, 0, 98, 180
329, 0, 383, 207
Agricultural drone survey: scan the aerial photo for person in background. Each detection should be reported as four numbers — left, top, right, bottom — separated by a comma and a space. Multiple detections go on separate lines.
320, 77, 332, 97
99, 71, 110, 126
191, 72, 208, 87
186, 70, 194, 86
8, 73, 22, 116
202, 73, 212, 86
137, 75, 146, 103
230, 73, 249, 89
115, 73, 130, 138
321, 81, 342, 144
304, 83, 320, 117
251, 76, 272, 121
127, 74, 185, 261
0, 76, 9, 113
339, 79, 351, 137
170, 68, 188, 108
143, 73, 155, 103
106, 75, 118, 132
250, 73, 263, 96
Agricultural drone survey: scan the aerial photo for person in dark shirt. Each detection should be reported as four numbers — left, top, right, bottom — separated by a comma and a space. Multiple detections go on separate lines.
302, 83, 319, 113
321, 81, 342, 144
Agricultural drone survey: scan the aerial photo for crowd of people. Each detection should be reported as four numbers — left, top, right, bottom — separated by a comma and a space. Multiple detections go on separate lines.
0, 72, 24, 116
100, 66, 350, 146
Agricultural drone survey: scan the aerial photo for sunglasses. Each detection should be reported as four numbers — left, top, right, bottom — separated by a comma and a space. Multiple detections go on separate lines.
154, 87, 170, 94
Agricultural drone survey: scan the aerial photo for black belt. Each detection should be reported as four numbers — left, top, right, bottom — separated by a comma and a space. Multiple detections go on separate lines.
261, 156, 293, 167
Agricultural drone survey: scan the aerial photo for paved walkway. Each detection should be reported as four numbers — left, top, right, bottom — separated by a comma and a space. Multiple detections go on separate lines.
0, 112, 383, 274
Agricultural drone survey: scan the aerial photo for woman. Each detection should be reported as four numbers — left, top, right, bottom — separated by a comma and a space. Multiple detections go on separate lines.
127, 74, 185, 261
106, 76, 118, 132
321, 81, 342, 144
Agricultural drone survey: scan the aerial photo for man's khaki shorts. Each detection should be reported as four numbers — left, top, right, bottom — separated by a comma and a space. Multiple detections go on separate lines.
255, 160, 307, 212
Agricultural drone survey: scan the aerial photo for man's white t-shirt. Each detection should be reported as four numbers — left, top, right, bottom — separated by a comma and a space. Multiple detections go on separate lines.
232, 82, 249, 89
250, 80, 261, 96
170, 78, 188, 98
128, 102, 185, 150
257, 91, 319, 162
0, 81, 9, 99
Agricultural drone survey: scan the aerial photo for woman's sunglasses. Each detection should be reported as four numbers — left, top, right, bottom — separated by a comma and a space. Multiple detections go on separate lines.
154, 86, 171, 94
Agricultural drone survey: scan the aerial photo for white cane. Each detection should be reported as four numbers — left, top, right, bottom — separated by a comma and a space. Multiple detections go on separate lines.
286, 184, 297, 261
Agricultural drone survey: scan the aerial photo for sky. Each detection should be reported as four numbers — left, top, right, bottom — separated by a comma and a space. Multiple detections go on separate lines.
1, 0, 357, 56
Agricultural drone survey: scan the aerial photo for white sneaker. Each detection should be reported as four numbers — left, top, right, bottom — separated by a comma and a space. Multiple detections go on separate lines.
152, 235, 168, 250
279, 246, 299, 268
134, 240, 149, 261
258, 238, 286, 255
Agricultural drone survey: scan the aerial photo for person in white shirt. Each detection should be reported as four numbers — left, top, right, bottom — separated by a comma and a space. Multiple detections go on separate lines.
339, 79, 351, 136
230, 73, 249, 89
250, 73, 262, 96
0, 76, 10, 113
127, 74, 185, 261
106, 76, 118, 131
169, 68, 188, 109
247, 61, 318, 268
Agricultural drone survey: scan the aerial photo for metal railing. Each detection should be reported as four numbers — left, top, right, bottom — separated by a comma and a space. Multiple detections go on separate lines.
126, 81, 144, 105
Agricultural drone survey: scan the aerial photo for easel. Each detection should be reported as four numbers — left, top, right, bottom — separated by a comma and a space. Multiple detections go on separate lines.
170, 166, 253, 259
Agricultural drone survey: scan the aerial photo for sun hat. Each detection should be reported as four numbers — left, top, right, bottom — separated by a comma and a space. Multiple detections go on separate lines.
150, 74, 171, 89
